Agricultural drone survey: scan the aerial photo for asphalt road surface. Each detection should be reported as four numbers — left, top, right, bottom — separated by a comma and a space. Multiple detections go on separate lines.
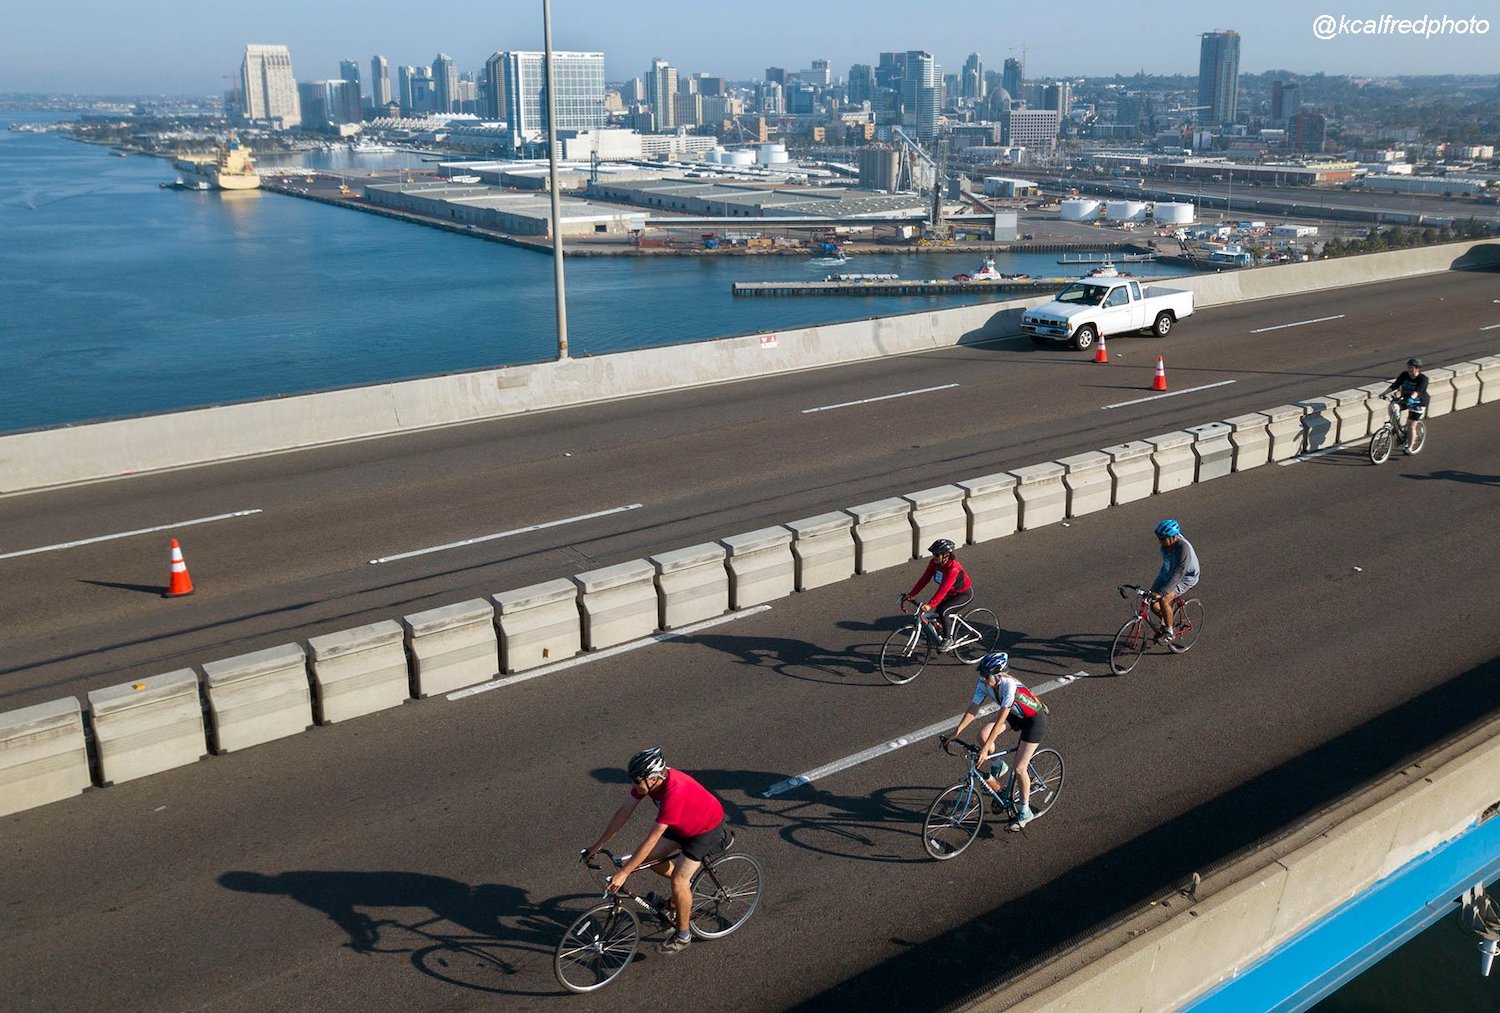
1, 270, 1496, 713
5, 393, 1494, 1008
2, 285, 1498, 1010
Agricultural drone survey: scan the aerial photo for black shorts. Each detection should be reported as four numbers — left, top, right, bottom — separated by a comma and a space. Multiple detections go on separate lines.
668, 818, 728, 862
1007, 709, 1049, 745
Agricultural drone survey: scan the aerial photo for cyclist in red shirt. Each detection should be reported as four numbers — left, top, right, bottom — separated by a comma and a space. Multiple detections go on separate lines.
584, 747, 727, 954
903, 538, 973, 652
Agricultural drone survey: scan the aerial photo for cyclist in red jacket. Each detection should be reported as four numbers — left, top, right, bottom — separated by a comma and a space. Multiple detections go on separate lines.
902, 538, 973, 652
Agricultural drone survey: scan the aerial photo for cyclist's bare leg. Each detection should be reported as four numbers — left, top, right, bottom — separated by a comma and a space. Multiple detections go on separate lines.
1150, 592, 1175, 632
669, 856, 701, 935
978, 719, 1006, 793
1013, 739, 1039, 810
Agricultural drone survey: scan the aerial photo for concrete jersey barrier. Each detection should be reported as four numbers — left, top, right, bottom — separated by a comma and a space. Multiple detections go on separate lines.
201, 644, 314, 753
86, 669, 207, 785
1, 240, 1495, 496
0, 697, 92, 817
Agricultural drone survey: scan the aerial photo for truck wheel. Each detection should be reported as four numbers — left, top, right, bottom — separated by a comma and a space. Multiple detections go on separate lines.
1152, 312, 1174, 337
1071, 325, 1097, 352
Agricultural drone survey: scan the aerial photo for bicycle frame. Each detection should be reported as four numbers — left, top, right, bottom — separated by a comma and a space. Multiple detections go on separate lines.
900, 600, 984, 652
1109, 584, 1203, 675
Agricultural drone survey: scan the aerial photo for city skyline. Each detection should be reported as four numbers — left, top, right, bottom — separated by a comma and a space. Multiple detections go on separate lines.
2, 0, 1494, 95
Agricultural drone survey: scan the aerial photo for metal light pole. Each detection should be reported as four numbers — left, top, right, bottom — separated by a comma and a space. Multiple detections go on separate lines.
543, 0, 569, 359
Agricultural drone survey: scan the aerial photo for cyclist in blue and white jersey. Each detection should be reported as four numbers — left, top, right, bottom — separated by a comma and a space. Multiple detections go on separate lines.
940, 652, 1049, 830
1150, 519, 1199, 642
1382, 357, 1429, 454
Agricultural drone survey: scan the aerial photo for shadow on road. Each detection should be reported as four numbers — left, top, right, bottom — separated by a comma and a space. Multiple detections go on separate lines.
789, 654, 1500, 1012
1405, 468, 1500, 487
217, 869, 577, 996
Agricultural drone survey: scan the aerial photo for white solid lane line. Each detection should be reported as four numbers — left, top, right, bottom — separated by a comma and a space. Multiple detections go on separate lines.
1248, 314, 1346, 334
0, 510, 264, 561
369, 503, 643, 564
1102, 379, 1238, 410
803, 383, 960, 414
447, 606, 774, 700
1480, 323, 1500, 331
761, 670, 1090, 797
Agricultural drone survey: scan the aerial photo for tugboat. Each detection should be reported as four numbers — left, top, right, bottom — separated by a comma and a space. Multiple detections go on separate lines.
953, 258, 1028, 282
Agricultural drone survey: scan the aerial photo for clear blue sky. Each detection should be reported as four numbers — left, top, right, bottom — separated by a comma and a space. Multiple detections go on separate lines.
4, 0, 1495, 94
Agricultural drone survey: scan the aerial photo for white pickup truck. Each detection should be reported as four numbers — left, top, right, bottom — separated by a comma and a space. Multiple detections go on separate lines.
1020, 277, 1195, 351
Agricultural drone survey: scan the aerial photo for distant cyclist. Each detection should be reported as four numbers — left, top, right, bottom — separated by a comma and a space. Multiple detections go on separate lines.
939, 651, 1049, 830
1150, 519, 1199, 642
902, 538, 973, 652
583, 748, 727, 955
1382, 357, 1429, 454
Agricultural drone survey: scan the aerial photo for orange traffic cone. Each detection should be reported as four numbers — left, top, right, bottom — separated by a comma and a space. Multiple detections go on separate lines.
1094, 333, 1109, 363
1151, 355, 1168, 391
164, 538, 194, 598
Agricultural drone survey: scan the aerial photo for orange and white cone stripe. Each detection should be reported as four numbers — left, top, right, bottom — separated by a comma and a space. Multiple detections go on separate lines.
1152, 356, 1168, 391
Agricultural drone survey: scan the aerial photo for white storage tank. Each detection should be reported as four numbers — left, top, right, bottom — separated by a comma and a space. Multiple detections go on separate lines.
757, 143, 789, 165
705, 147, 727, 164
1153, 201, 1195, 224
1060, 198, 1101, 221
1106, 200, 1149, 222
722, 149, 756, 166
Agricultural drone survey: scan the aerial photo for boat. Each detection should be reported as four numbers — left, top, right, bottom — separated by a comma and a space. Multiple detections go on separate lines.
953, 258, 1029, 282
349, 139, 397, 154
176, 139, 261, 191
1086, 263, 1124, 278
160, 177, 213, 191
808, 251, 849, 266
823, 272, 899, 282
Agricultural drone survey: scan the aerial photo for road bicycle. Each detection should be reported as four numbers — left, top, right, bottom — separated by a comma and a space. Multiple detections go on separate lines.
879, 596, 1001, 685
1368, 394, 1426, 464
553, 831, 763, 993
1109, 584, 1204, 675
922, 739, 1066, 860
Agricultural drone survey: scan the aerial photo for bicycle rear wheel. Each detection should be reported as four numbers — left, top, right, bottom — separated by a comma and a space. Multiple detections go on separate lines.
922, 782, 984, 860
1408, 420, 1426, 454
554, 902, 640, 993
952, 608, 1001, 663
880, 623, 930, 685
1109, 617, 1148, 675
1168, 599, 1204, 653
1009, 748, 1066, 818
1368, 426, 1393, 464
689, 852, 763, 939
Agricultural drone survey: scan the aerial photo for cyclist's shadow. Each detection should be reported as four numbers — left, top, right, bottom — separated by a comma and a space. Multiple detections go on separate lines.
218, 869, 575, 996
682, 631, 878, 683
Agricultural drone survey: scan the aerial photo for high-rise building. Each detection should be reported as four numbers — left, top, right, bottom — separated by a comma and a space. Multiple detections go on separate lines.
1002, 58, 1023, 100
400, 66, 436, 114
339, 59, 362, 114
240, 44, 301, 128
299, 79, 360, 127
433, 53, 458, 114
1001, 107, 1059, 149
962, 53, 984, 101
484, 52, 507, 120
369, 55, 392, 109
800, 59, 831, 87
848, 64, 875, 107
765, 67, 787, 86
1289, 110, 1326, 152
1271, 80, 1301, 127
645, 58, 678, 131
503, 50, 606, 150
1197, 30, 1241, 125
1042, 81, 1071, 117
902, 50, 939, 141
696, 74, 725, 97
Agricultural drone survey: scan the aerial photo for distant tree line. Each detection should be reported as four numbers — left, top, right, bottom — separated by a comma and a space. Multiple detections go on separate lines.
1321, 218, 1499, 258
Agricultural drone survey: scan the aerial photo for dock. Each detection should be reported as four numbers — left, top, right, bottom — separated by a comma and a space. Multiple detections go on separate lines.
733, 278, 1076, 298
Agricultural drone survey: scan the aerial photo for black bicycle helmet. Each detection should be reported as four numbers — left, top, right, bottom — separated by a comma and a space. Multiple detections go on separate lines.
1407, 357, 1423, 368
627, 747, 666, 781
928, 538, 956, 555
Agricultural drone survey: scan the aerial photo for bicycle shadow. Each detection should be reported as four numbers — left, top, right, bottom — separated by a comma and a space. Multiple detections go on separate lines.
217, 869, 578, 996
681, 631, 882, 684
752, 782, 966, 863
1405, 469, 1500, 486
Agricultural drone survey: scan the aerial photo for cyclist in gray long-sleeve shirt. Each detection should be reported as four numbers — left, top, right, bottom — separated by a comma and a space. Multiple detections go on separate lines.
1149, 519, 1199, 642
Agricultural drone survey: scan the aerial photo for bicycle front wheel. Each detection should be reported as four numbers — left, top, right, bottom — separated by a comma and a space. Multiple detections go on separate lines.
1010, 748, 1066, 818
1168, 599, 1204, 653
1109, 617, 1148, 675
689, 852, 763, 939
880, 624, 930, 685
1408, 420, 1426, 454
1368, 426, 1393, 464
922, 782, 984, 860
953, 608, 1001, 663
554, 902, 640, 994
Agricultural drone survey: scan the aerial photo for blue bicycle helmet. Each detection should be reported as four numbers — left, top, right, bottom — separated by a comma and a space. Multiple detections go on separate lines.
977, 651, 1009, 677
1154, 518, 1181, 538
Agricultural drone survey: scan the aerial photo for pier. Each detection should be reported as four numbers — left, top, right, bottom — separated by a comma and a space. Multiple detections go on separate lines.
733, 278, 1076, 297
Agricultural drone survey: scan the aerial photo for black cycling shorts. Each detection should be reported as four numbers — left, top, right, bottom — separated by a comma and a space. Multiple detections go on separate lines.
1007, 709, 1048, 745
668, 818, 728, 862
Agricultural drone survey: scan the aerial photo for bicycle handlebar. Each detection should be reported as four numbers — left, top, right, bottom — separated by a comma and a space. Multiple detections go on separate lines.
1118, 583, 1145, 599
